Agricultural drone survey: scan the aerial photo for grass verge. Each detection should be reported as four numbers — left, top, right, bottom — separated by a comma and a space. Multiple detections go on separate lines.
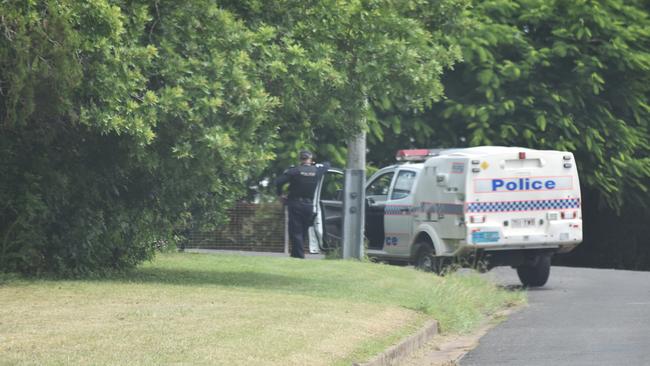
0, 252, 524, 365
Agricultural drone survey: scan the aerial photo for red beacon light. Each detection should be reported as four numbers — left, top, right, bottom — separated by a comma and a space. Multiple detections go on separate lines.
395, 149, 438, 162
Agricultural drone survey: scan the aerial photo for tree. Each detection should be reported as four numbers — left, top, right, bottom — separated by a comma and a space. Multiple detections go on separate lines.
432, 0, 650, 209
0, 0, 468, 275
0, 1, 278, 275
220, 0, 468, 168
1, 1, 158, 274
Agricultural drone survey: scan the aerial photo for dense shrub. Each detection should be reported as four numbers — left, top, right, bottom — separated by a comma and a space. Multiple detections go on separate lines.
0, 1, 277, 275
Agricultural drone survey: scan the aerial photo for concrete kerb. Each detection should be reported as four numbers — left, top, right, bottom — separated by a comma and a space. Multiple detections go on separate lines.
366, 306, 524, 366
353, 320, 439, 366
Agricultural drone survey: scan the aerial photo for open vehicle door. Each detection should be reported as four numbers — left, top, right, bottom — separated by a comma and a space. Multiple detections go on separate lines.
313, 168, 344, 252
364, 168, 396, 250
314, 166, 398, 253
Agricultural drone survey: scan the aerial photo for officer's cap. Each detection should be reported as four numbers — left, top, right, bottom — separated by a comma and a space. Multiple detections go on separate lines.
299, 150, 313, 160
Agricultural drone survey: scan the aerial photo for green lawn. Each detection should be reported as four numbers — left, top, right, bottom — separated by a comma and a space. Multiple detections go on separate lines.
0, 252, 524, 365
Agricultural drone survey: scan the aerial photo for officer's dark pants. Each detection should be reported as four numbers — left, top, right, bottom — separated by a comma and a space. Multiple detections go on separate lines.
287, 200, 314, 259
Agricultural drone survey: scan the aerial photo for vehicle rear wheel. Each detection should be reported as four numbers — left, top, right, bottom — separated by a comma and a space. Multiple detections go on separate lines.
415, 244, 444, 274
516, 255, 551, 287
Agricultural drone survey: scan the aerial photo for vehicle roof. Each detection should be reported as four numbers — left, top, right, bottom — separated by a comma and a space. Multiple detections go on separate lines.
335, 146, 569, 175
432, 146, 567, 158
385, 163, 424, 170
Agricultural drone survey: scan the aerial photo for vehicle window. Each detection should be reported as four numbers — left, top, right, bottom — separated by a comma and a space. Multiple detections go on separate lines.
391, 170, 417, 200
366, 172, 394, 198
321, 171, 344, 201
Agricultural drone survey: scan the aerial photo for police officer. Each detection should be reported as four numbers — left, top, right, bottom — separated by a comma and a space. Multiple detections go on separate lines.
275, 150, 330, 258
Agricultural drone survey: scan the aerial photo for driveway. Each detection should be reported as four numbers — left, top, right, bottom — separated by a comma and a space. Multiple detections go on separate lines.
460, 266, 650, 366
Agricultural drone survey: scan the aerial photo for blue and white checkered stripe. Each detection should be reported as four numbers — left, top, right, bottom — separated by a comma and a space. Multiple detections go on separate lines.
467, 198, 581, 213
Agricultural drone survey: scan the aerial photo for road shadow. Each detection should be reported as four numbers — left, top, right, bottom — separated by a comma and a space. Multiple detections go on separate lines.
498, 284, 525, 292
525, 286, 553, 292
498, 284, 553, 292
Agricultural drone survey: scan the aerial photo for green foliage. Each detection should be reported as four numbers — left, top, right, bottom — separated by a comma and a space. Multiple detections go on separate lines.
369, 0, 650, 269
0, 1, 278, 275
1, 1, 160, 275
0, 1, 467, 275
369, 0, 650, 212
429, 0, 650, 211
220, 0, 468, 169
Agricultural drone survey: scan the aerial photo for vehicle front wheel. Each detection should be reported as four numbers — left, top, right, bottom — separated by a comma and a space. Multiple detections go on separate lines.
415, 244, 444, 274
516, 255, 551, 287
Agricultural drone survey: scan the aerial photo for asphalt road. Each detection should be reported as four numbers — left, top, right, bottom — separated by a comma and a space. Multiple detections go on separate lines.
460, 265, 650, 366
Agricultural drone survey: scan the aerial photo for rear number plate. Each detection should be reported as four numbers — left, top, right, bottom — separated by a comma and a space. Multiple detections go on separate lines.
512, 218, 535, 228
472, 231, 500, 244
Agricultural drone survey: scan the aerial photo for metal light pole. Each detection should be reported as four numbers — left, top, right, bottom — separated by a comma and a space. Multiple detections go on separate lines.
342, 99, 367, 260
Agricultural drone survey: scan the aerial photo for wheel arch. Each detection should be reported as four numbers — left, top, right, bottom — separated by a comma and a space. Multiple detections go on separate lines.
410, 226, 447, 261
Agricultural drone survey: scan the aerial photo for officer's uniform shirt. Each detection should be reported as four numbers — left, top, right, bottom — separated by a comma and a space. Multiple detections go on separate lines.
276, 162, 330, 201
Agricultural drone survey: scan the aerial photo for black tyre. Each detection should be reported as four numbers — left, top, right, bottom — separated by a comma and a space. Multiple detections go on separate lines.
415, 244, 444, 274
516, 255, 551, 287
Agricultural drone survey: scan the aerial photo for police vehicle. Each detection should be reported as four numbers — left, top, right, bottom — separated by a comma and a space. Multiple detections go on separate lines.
310, 146, 583, 287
